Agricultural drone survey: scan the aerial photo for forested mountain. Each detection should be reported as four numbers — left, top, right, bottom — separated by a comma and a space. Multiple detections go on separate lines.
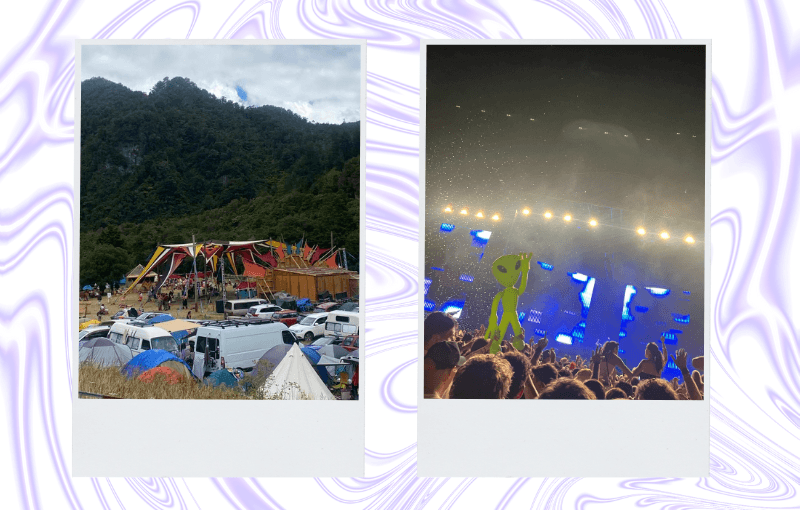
79, 77, 360, 285
80, 76, 359, 230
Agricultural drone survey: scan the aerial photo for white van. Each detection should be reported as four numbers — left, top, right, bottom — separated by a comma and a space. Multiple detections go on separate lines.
224, 298, 267, 316
191, 321, 298, 377
323, 311, 359, 338
107, 322, 179, 356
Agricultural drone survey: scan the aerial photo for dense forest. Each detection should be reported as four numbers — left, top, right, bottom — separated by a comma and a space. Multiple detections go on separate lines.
80, 77, 360, 286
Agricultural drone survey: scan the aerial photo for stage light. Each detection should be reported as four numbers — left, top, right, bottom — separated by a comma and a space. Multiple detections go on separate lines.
475, 211, 484, 218
637, 227, 646, 235
544, 211, 552, 219
522, 208, 530, 215
491, 214, 500, 221
460, 208, 468, 215
589, 219, 597, 227
660, 231, 670, 240
444, 206, 452, 213
563, 214, 572, 222
685, 235, 695, 244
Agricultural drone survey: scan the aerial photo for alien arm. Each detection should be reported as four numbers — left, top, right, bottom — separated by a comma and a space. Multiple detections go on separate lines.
486, 291, 502, 335
517, 266, 530, 295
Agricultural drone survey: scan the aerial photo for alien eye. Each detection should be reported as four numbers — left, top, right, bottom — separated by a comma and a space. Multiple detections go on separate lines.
515, 260, 521, 270
497, 265, 507, 273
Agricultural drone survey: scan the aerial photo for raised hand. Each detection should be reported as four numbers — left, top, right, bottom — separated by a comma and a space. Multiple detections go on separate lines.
536, 336, 549, 350
591, 347, 601, 365
674, 348, 688, 371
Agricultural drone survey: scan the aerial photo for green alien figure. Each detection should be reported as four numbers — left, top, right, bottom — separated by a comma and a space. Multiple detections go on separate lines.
486, 252, 533, 354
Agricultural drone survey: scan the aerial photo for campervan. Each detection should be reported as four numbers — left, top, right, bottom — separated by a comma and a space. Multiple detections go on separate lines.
224, 298, 267, 316
323, 311, 359, 338
191, 320, 298, 378
107, 322, 179, 356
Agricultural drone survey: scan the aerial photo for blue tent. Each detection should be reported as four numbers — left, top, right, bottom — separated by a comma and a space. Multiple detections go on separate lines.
297, 298, 312, 311
301, 346, 321, 364
204, 369, 239, 388
82, 285, 93, 290
147, 314, 174, 325
121, 349, 195, 379
170, 330, 191, 345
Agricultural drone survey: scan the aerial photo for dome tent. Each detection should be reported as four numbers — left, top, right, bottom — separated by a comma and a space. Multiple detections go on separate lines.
121, 349, 196, 381
79, 338, 133, 367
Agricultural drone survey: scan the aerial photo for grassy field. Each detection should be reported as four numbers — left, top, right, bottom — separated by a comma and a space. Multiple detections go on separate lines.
77, 360, 311, 400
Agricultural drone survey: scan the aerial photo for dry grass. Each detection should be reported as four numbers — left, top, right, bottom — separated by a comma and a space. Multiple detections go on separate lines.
78, 362, 304, 399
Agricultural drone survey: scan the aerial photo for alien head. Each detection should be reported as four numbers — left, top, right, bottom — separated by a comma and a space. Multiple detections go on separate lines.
491, 254, 524, 288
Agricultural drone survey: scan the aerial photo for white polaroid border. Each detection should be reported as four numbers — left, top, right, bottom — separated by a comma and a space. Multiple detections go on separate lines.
417, 39, 711, 478
73, 39, 367, 477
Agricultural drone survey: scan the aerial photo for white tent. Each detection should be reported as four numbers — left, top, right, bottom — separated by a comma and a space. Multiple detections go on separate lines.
262, 343, 334, 400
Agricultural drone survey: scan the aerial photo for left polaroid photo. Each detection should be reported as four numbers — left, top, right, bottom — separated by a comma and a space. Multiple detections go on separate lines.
73, 40, 366, 477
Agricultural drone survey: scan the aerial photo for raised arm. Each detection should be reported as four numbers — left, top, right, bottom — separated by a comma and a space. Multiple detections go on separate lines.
531, 336, 548, 366
661, 336, 668, 367
675, 349, 702, 400
591, 347, 602, 380
607, 352, 634, 378
517, 252, 533, 295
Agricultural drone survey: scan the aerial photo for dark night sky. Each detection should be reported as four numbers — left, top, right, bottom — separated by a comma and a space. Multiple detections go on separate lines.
426, 44, 706, 223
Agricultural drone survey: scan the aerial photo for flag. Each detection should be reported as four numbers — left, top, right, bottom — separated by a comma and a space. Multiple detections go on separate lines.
255, 251, 278, 267
325, 252, 338, 269
311, 247, 326, 265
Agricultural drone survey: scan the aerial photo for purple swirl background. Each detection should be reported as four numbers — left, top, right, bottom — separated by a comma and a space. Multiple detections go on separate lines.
2, 0, 798, 508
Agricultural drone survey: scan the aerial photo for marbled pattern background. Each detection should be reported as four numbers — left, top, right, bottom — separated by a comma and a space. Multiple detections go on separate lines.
2, 0, 798, 508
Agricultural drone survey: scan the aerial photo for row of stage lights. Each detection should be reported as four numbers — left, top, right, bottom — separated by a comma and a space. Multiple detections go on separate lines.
443, 205, 697, 244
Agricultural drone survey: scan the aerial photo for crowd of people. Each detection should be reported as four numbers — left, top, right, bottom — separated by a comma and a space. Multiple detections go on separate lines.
424, 311, 704, 400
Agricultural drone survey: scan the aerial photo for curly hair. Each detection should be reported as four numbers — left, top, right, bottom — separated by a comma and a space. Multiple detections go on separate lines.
537, 378, 596, 400
500, 350, 531, 398
635, 378, 678, 400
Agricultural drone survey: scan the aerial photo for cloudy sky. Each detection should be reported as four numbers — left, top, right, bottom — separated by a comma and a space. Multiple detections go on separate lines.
81, 44, 361, 124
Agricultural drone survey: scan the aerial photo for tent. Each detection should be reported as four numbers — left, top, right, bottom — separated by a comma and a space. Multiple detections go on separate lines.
261, 343, 334, 400
121, 349, 195, 380
296, 298, 312, 312
259, 344, 320, 369
316, 353, 351, 382
137, 366, 183, 384
82, 285, 93, 291
79, 338, 133, 367
205, 369, 239, 388
315, 345, 349, 359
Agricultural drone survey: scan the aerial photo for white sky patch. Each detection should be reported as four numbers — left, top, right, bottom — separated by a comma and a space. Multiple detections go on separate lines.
81, 45, 361, 124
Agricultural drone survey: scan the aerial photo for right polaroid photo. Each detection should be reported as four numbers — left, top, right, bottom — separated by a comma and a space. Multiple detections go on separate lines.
419, 41, 710, 478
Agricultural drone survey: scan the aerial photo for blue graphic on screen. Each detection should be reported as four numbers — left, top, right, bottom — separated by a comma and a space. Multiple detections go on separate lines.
424, 278, 431, 295
469, 230, 491, 259
459, 274, 474, 282
555, 333, 573, 345
537, 261, 554, 271
646, 287, 670, 297
621, 285, 637, 322
440, 223, 455, 232
424, 300, 436, 312
578, 277, 595, 318
672, 313, 690, 323
439, 299, 465, 319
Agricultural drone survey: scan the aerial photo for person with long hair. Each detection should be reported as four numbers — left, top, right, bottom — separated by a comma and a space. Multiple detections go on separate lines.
606, 336, 668, 381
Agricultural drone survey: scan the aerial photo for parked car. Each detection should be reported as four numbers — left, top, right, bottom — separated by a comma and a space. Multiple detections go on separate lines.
307, 336, 344, 349
225, 298, 268, 316
323, 311, 359, 338
288, 312, 329, 342
78, 325, 111, 342
313, 302, 341, 314
271, 310, 300, 327
107, 322, 179, 356
191, 321, 297, 377
245, 304, 282, 319
342, 334, 359, 352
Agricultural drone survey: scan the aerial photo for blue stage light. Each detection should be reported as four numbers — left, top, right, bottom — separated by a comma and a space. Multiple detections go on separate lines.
534, 329, 547, 337
569, 272, 588, 282
646, 287, 670, 297
663, 332, 676, 341
527, 309, 542, 324
469, 230, 491, 246
424, 278, 431, 295
619, 330, 627, 338
518, 312, 525, 322
683, 291, 691, 295
440, 223, 455, 232
579, 278, 595, 314
459, 274, 474, 282
439, 299, 465, 319
621, 285, 637, 321
424, 300, 436, 311
431, 267, 444, 272
635, 306, 649, 313
537, 261, 554, 271
672, 313, 690, 323
555, 334, 573, 345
